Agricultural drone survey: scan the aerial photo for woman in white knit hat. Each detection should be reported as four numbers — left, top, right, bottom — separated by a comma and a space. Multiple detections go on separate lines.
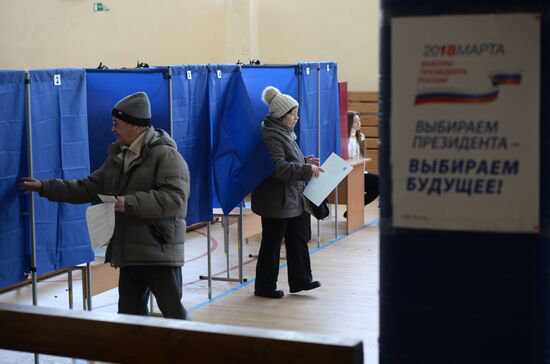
251, 86, 323, 298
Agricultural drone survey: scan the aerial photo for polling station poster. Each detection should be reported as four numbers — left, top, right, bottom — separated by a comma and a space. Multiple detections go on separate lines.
391, 14, 540, 233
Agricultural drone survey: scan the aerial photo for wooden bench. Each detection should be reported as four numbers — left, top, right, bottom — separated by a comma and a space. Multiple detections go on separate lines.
348, 91, 379, 174
0, 303, 363, 364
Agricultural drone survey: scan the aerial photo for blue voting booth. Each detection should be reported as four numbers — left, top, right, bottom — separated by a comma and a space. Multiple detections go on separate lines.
0, 62, 341, 292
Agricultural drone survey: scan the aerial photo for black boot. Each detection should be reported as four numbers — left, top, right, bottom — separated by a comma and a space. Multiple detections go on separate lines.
254, 289, 284, 298
290, 281, 321, 293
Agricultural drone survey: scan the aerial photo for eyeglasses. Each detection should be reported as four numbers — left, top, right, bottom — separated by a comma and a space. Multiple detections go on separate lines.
112, 119, 122, 127
287, 110, 299, 117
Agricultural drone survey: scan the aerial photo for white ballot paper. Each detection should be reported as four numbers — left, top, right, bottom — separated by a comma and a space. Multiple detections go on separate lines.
86, 194, 117, 249
303, 152, 353, 206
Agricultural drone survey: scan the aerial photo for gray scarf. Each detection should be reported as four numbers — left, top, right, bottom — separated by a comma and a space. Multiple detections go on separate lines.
262, 116, 297, 141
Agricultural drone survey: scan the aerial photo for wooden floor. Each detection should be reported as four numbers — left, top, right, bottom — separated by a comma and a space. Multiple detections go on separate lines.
0, 202, 380, 364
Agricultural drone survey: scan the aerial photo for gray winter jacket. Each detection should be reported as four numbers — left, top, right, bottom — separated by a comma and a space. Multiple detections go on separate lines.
251, 116, 313, 218
41, 127, 190, 268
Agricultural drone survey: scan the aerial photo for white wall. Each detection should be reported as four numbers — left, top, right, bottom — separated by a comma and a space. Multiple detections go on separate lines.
0, 0, 379, 91
258, 0, 379, 91
0, 0, 226, 69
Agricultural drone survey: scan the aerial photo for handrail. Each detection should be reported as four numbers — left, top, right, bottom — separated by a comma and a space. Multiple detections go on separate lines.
0, 266, 86, 295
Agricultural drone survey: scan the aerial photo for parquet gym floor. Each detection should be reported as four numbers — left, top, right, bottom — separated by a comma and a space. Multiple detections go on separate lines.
0, 202, 380, 364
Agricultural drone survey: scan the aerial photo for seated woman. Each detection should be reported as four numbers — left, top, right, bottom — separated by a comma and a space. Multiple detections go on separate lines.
346, 111, 379, 215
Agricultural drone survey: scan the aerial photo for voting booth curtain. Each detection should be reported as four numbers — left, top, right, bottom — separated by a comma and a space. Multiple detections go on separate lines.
30, 69, 94, 274
0, 69, 94, 287
0, 71, 28, 287
297, 62, 341, 163
171, 65, 212, 224
85, 68, 171, 172
209, 65, 288, 214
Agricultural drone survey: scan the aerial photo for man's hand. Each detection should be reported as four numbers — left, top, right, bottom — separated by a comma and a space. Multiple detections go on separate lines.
115, 196, 126, 213
18, 177, 43, 193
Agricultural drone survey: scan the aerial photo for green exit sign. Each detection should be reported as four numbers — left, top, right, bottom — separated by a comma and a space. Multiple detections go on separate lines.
93, 3, 109, 12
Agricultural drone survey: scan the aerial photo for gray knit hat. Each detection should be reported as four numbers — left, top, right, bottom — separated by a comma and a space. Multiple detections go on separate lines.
262, 86, 298, 118
112, 92, 151, 126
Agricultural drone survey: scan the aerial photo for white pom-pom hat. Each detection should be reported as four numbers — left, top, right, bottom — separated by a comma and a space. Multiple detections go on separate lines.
261, 86, 298, 118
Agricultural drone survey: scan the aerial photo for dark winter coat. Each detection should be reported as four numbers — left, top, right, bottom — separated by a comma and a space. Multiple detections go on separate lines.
251, 116, 313, 218
41, 127, 190, 268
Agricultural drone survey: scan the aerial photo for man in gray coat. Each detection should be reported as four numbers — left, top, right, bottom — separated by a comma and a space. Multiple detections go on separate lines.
20, 92, 191, 319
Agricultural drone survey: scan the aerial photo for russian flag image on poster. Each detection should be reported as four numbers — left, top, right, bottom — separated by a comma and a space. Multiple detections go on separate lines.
414, 73, 521, 105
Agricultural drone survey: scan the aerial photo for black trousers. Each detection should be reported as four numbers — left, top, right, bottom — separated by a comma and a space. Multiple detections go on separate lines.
118, 265, 189, 320
364, 172, 380, 206
255, 212, 313, 292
